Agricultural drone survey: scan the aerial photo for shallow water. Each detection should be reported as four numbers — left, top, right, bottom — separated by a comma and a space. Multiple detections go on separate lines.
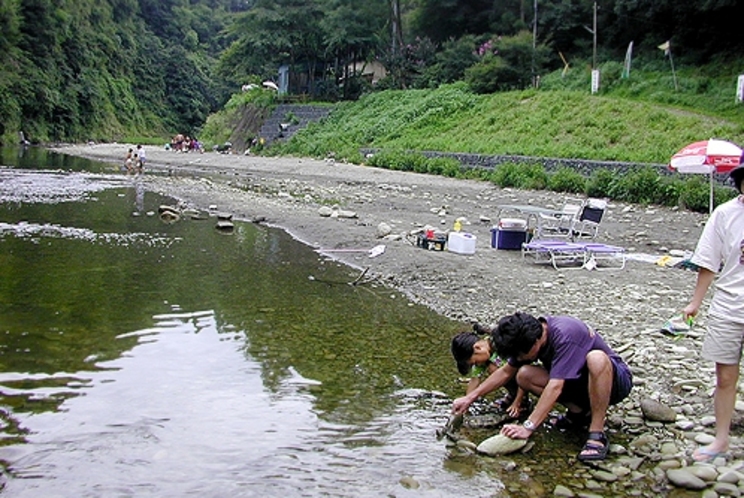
0, 147, 533, 497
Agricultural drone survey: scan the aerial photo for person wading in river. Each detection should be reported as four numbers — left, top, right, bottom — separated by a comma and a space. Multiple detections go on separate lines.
452, 312, 633, 462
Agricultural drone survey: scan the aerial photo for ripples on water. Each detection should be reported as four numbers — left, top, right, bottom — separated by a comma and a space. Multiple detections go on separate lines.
0, 148, 599, 497
0, 151, 528, 497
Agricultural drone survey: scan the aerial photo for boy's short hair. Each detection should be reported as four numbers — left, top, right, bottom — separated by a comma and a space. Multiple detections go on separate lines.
492, 312, 543, 360
451, 332, 479, 375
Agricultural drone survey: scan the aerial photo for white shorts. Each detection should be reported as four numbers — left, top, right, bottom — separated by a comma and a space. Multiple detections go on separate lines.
702, 312, 744, 365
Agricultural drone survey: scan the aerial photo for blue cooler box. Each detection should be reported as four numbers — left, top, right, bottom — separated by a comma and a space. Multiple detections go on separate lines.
491, 225, 528, 250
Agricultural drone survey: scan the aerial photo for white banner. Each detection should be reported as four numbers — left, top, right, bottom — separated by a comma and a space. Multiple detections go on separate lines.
591, 69, 600, 94
737, 75, 744, 102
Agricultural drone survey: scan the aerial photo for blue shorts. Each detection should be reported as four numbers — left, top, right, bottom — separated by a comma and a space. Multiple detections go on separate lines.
558, 356, 633, 410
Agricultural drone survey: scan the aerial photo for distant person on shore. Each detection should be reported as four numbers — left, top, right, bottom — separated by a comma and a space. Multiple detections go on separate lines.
451, 325, 529, 418
683, 163, 744, 463
124, 148, 134, 173
452, 312, 633, 462
136, 144, 146, 172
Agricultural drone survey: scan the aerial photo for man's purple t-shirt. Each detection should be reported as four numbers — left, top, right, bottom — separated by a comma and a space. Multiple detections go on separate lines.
509, 315, 621, 380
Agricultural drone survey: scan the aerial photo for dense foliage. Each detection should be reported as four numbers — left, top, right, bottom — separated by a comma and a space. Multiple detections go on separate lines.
0, 0, 246, 144
3, 0, 744, 145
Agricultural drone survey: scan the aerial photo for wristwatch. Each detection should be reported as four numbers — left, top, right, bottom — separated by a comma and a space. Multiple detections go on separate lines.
523, 419, 537, 432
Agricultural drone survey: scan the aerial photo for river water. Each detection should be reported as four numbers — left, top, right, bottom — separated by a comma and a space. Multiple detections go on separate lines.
0, 147, 543, 497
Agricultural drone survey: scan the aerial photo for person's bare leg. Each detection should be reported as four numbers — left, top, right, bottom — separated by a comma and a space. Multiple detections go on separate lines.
575, 351, 614, 460
694, 362, 738, 459
515, 364, 549, 395
586, 350, 613, 433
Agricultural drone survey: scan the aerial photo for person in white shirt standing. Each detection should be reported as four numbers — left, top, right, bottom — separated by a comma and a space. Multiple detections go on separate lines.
684, 163, 744, 462
136, 144, 146, 173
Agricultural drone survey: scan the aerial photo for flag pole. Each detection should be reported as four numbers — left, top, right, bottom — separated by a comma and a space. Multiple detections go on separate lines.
668, 46, 679, 91
658, 40, 679, 91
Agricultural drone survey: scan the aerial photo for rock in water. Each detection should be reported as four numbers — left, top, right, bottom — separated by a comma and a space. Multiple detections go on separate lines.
464, 412, 511, 429
216, 220, 234, 232
476, 434, 527, 456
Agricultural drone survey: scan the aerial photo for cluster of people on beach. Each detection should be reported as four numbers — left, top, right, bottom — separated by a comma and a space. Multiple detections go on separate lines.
449, 163, 744, 464
167, 133, 203, 153
123, 144, 146, 174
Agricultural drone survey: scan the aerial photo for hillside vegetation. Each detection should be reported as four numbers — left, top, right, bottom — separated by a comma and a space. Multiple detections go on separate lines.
237, 61, 744, 212
272, 61, 744, 165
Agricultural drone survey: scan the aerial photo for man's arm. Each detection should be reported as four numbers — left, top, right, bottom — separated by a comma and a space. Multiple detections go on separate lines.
501, 378, 564, 439
452, 363, 517, 415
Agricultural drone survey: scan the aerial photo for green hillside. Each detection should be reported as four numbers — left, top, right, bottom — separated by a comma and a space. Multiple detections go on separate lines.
273, 64, 744, 165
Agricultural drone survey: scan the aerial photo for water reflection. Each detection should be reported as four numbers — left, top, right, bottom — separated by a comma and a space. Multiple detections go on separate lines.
2, 151, 519, 497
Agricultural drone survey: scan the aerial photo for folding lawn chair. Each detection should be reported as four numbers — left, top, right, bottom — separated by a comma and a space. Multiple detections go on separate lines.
535, 197, 585, 239
574, 242, 626, 270
522, 240, 626, 271
570, 198, 607, 240
521, 240, 588, 270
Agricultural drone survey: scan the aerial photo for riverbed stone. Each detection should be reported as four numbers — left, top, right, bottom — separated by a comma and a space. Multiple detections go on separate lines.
552, 484, 574, 497
318, 206, 333, 217
476, 434, 528, 456
667, 468, 708, 490
591, 470, 618, 483
718, 470, 743, 484
689, 465, 719, 482
713, 481, 741, 496
640, 398, 677, 423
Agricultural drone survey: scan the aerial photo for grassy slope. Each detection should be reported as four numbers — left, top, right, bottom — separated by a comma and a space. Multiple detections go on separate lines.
275, 63, 744, 165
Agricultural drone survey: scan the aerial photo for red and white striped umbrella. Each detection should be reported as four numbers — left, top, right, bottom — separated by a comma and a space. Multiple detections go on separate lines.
669, 138, 743, 174
669, 138, 743, 212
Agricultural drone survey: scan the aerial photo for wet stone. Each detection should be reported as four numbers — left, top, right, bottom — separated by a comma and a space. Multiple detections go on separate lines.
667, 468, 708, 490
476, 434, 528, 456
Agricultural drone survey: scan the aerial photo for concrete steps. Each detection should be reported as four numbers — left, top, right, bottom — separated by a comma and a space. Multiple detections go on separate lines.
259, 104, 332, 145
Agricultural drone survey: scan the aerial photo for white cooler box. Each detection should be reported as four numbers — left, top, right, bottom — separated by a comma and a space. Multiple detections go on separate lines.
447, 232, 476, 255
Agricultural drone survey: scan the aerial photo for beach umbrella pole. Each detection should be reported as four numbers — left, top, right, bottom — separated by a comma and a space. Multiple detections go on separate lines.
709, 170, 714, 214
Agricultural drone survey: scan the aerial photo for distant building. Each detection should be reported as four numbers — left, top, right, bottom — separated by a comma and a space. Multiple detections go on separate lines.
345, 60, 387, 85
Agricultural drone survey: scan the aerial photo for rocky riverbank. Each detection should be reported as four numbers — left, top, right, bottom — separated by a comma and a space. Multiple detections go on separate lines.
52, 143, 744, 495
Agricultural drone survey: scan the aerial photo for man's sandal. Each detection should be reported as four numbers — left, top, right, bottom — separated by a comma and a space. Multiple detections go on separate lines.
492, 394, 515, 412
577, 431, 609, 462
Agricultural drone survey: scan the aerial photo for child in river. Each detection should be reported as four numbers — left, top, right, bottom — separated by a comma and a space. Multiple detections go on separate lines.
451, 325, 529, 418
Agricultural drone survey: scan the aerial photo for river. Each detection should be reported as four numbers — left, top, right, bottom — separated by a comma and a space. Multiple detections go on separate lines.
0, 146, 536, 497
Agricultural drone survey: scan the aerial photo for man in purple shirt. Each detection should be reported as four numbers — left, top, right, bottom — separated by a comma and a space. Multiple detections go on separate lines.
452, 312, 632, 461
